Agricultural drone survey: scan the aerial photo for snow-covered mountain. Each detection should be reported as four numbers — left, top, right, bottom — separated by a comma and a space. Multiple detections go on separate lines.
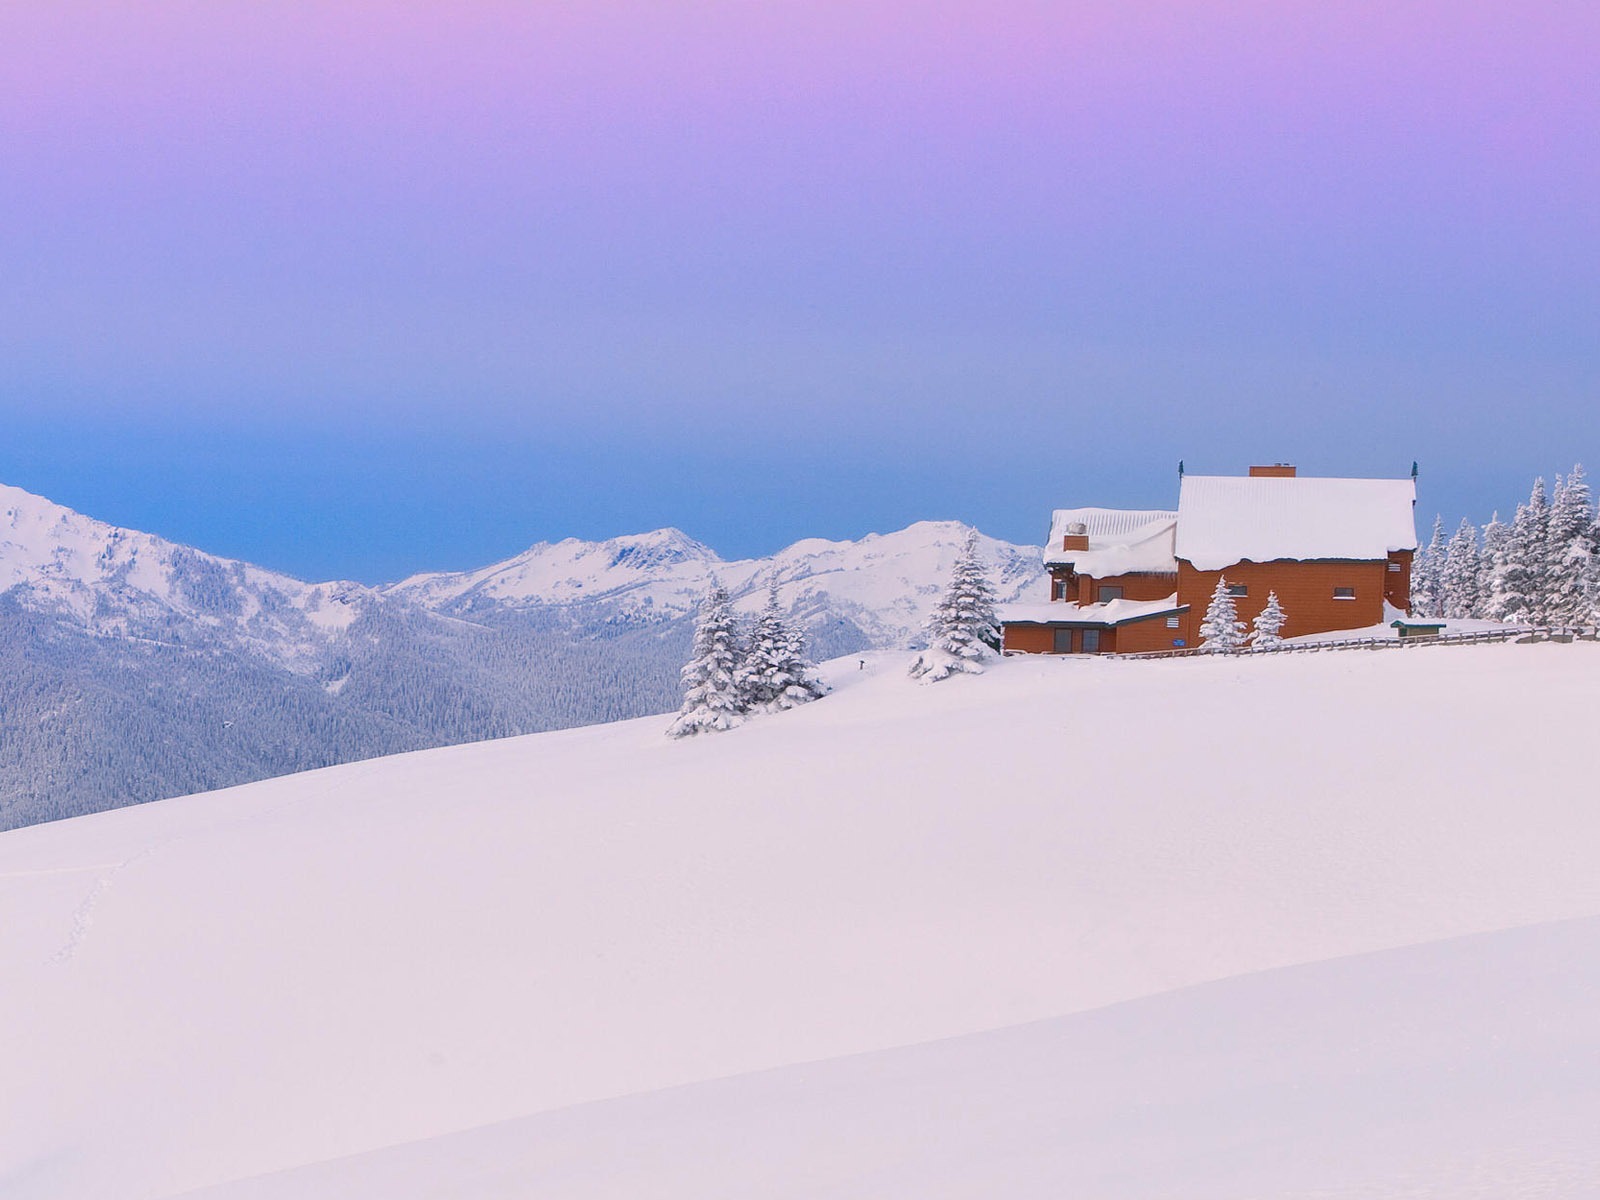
0, 482, 1045, 829
387, 520, 1043, 648
0, 483, 376, 669
4, 643, 1598, 1199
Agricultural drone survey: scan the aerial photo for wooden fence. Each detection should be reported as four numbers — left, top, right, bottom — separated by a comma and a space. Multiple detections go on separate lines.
1120, 625, 1599, 661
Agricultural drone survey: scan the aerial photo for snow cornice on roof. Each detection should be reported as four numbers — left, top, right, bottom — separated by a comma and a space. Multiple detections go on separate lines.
1173, 475, 1418, 572
1043, 508, 1179, 575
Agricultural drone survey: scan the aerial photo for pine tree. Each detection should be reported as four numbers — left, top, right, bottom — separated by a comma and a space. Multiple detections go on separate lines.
1411, 515, 1447, 618
1440, 518, 1481, 620
909, 529, 1000, 682
1545, 465, 1594, 625
667, 582, 747, 737
1250, 590, 1286, 649
1479, 511, 1511, 619
737, 585, 827, 712
1199, 577, 1246, 653
1498, 479, 1551, 624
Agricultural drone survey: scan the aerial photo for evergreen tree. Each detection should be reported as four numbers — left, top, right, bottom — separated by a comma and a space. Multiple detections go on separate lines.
737, 585, 827, 712
1498, 479, 1550, 624
1250, 590, 1287, 649
909, 529, 1000, 682
1411, 515, 1447, 618
1545, 465, 1594, 625
667, 582, 747, 737
1199, 578, 1246, 653
1479, 511, 1511, 619
1440, 518, 1481, 620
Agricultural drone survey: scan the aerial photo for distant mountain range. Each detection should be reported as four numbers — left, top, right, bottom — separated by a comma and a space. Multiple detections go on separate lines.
0, 483, 1044, 829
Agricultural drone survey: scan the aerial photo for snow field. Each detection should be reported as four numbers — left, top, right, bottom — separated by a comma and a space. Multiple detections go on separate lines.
2, 643, 1599, 1198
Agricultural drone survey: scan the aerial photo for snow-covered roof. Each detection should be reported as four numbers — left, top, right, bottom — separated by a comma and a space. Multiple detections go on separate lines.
1043, 508, 1179, 575
1000, 595, 1186, 627
1174, 476, 1418, 571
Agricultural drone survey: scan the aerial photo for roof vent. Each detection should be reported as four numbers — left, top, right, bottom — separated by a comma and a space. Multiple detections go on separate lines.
1248, 464, 1297, 478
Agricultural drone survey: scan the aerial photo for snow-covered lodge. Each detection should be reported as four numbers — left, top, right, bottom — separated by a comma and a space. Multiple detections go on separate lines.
999, 466, 1419, 654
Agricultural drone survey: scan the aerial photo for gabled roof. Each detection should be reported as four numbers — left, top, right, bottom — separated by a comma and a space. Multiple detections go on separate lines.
1044, 507, 1178, 575
1174, 475, 1418, 571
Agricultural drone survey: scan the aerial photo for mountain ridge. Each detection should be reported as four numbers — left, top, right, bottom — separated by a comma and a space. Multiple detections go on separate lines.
0, 482, 1045, 829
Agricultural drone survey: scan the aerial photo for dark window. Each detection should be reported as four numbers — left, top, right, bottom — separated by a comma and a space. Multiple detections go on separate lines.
1052, 628, 1073, 653
1226, 583, 1248, 597
1053, 578, 1070, 600
1080, 629, 1101, 654
1097, 585, 1124, 602
1333, 586, 1356, 599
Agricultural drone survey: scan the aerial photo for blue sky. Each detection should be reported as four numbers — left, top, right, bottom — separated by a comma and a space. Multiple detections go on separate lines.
2, 2, 1594, 582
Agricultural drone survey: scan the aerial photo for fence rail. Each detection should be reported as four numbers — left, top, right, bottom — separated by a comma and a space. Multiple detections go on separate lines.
1119, 625, 1599, 661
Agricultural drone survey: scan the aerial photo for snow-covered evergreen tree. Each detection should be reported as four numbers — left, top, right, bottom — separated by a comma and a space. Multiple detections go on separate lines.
667, 581, 747, 737
1479, 511, 1511, 619
1199, 578, 1246, 653
1440, 518, 1481, 620
909, 529, 1000, 682
1249, 590, 1286, 649
1410, 515, 1447, 618
737, 585, 827, 712
1545, 465, 1594, 625
1497, 479, 1550, 624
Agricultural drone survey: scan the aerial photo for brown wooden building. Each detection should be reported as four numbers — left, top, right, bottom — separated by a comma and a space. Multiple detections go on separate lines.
1000, 466, 1418, 654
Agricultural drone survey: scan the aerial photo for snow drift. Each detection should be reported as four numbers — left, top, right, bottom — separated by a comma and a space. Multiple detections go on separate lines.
2, 643, 1598, 1198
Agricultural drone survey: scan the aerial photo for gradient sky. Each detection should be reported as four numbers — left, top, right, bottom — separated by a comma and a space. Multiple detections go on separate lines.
2, 1, 1596, 581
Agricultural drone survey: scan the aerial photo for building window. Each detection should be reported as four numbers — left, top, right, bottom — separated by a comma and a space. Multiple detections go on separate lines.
1097, 585, 1124, 602
1333, 586, 1356, 599
1226, 583, 1248, 597
1165, 616, 1180, 628
1052, 628, 1073, 653
1052, 578, 1070, 600
1081, 629, 1102, 654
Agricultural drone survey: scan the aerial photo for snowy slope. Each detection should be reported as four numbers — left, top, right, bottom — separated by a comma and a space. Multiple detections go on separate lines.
387, 519, 1045, 647
3, 643, 1599, 1198
186, 916, 1600, 1200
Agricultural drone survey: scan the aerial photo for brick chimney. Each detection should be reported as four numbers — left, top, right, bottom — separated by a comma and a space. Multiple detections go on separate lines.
1249, 464, 1297, 478
1061, 522, 1089, 551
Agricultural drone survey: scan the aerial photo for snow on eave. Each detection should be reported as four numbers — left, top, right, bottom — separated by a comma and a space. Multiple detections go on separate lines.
1173, 475, 1418, 572
1000, 595, 1187, 627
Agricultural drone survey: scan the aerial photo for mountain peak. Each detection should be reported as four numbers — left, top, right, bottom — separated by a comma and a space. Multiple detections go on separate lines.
602, 528, 719, 570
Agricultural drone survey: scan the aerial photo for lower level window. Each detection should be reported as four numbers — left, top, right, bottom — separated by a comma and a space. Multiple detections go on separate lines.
1053, 628, 1073, 653
1080, 629, 1101, 653
1333, 586, 1356, 599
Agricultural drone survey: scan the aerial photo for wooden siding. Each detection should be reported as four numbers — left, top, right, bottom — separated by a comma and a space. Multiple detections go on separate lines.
1001, 624, 1056, 654
1175, 558, 1391, 645
1073, 571, 1178, 604
1384, 549, 1413, 612
1114, 613, 1187, 653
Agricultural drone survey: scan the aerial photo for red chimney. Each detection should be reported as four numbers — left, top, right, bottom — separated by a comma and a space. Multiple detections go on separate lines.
1249, 464, 1297, 478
